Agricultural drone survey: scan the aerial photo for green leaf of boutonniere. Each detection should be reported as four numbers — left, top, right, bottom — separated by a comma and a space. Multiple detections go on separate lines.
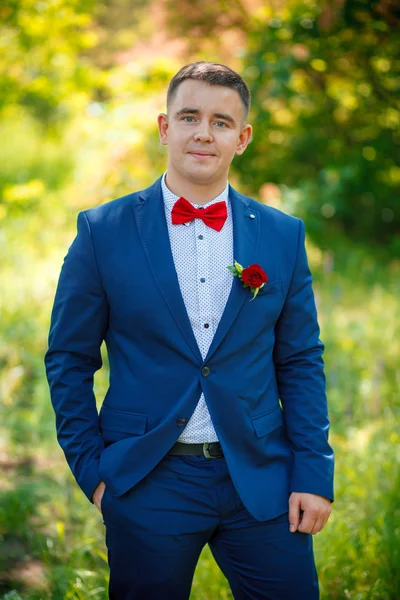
234, 260, 244, 273
250, 287, 260, 301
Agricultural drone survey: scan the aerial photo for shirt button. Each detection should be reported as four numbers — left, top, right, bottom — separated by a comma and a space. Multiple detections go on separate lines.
198, 235, 204, 240
176, 418, 187, 426
200, 277, 206, 283
204, 323, 209, 328
201, 366, 211, 377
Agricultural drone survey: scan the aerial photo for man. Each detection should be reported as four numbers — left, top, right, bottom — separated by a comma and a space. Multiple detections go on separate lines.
45, 62, 334, 599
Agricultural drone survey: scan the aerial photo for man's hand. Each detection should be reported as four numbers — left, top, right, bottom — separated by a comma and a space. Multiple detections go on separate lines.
289, 492, 332, 535
92, 480, 106, 514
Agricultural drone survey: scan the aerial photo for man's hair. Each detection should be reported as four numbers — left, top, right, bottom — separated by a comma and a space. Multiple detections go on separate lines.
167, 62, 251, 118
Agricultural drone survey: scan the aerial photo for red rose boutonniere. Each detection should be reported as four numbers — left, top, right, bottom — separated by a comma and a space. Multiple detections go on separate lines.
227, 260, 268, 301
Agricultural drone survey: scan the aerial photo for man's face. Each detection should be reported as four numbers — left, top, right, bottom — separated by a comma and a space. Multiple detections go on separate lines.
158, 79, 252, 187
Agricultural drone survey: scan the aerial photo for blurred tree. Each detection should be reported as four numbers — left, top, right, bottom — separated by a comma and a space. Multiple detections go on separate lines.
0, 0, 152, 123
236, 0, 400, 256
0, 0, 100, 123
0, 0, 158, 238
86, 0, 153, 69
164, 0, 250, 51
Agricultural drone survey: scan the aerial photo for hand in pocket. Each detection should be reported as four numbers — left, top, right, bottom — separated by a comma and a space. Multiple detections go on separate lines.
92, 481, 107, 514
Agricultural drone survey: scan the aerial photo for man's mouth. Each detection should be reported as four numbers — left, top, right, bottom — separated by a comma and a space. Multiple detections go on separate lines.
188, 151, 216, 158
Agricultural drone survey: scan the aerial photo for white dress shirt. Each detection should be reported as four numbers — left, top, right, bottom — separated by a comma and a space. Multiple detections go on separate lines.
161, 172, 234, 443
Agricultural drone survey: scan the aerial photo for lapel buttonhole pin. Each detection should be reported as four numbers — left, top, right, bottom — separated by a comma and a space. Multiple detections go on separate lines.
249, 214, 255, 219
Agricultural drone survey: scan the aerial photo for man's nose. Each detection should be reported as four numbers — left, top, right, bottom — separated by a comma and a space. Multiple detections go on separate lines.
193, 122, 213, 142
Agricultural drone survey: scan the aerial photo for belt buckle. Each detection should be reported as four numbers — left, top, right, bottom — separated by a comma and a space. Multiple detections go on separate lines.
203, 442, 221, 459
203, 442, 213, 459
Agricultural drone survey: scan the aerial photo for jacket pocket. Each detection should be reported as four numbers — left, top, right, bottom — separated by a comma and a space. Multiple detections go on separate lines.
251, 406, 284, 438
99, 406, 147, 435
257, 279, 282, 296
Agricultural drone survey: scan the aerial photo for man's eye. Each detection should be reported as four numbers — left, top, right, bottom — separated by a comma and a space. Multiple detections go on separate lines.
183, 116, 195, 122
215, 121, 227, 128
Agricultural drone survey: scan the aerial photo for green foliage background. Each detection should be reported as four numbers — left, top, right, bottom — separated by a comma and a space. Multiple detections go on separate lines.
0, 0, 399, 598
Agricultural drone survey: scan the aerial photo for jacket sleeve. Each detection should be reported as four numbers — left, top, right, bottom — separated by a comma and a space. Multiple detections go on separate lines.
45, 211, 108, 502
273, 219, 334, 501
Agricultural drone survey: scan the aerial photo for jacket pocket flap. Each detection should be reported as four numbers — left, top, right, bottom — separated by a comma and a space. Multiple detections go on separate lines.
99, 406, 147, 435
258, 279, 282, 295
251, 406, 284, 438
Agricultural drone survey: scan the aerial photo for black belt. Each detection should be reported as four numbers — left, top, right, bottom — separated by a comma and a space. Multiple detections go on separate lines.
168, 441, 224, 459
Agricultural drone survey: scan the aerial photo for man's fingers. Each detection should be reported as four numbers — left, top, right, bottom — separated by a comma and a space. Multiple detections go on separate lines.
298, 512, 317, 534
288, 496, 301, 532
320, 513, 331, 532
92, 481, 106, 514
313, 508, 332, 534
310, 518, 324, 535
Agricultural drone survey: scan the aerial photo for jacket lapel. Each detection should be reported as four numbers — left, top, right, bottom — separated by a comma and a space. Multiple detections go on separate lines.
203, 186, 261, 363
133, 178, 203, 364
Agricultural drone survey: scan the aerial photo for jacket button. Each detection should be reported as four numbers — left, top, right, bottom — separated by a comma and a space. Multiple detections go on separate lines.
201, 366, 211, 377
176, 418, 187, 426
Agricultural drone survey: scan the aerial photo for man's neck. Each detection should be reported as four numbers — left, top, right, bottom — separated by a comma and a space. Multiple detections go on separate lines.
164, 172, 228, 205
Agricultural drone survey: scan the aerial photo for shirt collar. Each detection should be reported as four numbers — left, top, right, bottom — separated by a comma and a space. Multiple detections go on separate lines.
161, 172, 229, 224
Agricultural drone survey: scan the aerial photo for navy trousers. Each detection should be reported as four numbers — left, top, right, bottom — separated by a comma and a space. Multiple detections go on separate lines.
101, 454, 319, 599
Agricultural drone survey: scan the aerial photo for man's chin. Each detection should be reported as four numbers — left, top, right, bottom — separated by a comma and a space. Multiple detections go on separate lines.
183, 166, 221, 185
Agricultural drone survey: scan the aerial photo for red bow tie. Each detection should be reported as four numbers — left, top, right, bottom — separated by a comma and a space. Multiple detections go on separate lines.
171, 197, 227, 232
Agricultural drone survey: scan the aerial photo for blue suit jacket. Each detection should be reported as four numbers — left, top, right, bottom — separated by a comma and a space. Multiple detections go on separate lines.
45, 177, 334, 521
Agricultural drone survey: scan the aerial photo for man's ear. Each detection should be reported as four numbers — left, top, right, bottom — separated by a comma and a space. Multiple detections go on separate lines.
235, 123, 253, 156
157, 113, 169, 145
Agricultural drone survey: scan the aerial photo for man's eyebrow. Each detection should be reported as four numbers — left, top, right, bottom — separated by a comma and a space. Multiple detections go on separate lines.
174, 108, 200, 117
174, 108, 237, 126
213, 113, 236, 125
